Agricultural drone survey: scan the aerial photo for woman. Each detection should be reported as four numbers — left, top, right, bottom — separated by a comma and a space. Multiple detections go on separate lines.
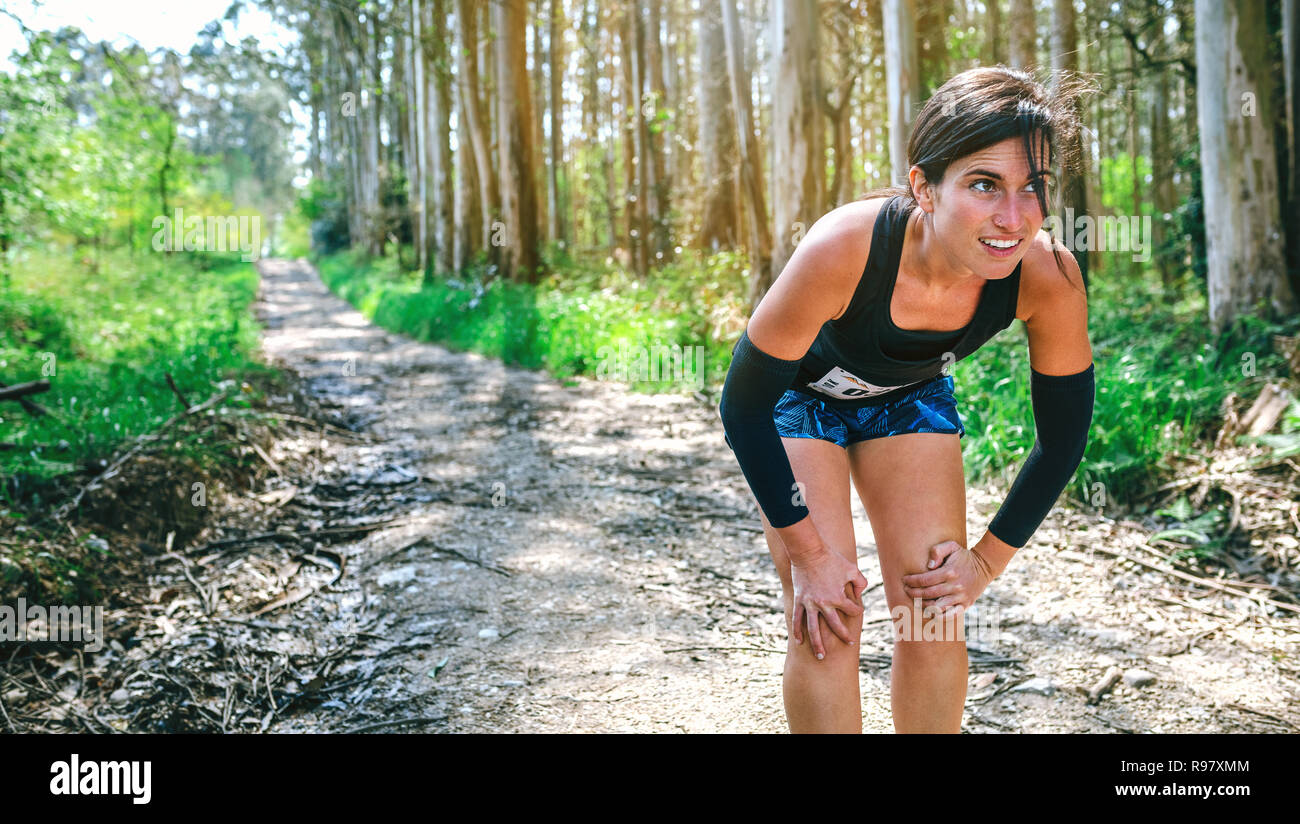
719, 66, 1096, 734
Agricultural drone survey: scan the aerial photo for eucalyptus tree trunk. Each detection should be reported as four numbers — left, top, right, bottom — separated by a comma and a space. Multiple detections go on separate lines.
1196, 0, 1297, 330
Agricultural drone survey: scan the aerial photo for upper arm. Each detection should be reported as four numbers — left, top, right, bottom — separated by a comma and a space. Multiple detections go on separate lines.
1023, 236, 1093, 375
744, 202, 875, 361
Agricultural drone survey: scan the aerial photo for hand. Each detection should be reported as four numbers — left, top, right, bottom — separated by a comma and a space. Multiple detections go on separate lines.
789, 549, 869, 660
900, 539, 996, 620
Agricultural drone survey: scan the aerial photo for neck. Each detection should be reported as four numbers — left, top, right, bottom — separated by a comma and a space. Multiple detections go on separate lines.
906, 208, 979, 291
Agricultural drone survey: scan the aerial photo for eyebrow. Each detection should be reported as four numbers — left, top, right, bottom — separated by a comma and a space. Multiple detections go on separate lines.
962, 168, 1057, 181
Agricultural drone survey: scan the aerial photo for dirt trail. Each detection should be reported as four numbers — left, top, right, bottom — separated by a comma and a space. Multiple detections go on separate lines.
248, 258, 1298, 733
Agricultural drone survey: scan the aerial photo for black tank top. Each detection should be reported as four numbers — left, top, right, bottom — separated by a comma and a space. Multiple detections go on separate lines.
788, 194, 1022, 408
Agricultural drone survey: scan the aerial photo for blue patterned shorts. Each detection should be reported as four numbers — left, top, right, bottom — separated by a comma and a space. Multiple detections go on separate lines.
772, 374, 965, 448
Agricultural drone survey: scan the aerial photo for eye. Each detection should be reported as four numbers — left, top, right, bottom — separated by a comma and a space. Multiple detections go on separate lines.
970, 179, 995, 193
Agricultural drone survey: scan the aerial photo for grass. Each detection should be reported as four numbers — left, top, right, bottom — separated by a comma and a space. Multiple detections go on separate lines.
955, 269, 1300, 510
315, 246, 749, 394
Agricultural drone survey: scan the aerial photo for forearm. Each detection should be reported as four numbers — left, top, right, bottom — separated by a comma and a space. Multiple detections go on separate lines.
719, 330, 821, 555
985, 362, 1095, 552
973, 527, 1019, 577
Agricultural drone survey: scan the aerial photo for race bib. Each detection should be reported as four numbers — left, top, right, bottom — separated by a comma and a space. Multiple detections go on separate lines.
806, 366, 918, 399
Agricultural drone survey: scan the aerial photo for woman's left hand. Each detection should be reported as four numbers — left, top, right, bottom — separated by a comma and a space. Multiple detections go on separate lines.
900, 539, 997, 619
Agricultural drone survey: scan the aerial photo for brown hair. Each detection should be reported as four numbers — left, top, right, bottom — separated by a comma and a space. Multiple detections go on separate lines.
862, 65, 1098, 287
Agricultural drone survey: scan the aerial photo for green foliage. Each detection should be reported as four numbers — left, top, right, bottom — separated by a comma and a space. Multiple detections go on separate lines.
314, 246, 752, 396
300, 178, 350, 255
955, 272, 1300, 508
0, 250, 275, 506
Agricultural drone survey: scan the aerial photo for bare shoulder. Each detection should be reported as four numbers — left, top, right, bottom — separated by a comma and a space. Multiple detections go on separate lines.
746, 197, 888, 359
1015, 228, 1087, 324
779, 197, 888, 318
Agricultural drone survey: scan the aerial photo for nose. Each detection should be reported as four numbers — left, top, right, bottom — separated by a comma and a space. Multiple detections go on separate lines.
993, 197, 1025, 233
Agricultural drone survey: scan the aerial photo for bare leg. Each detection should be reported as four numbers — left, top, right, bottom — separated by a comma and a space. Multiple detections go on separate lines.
758, 437, 864, 733
848, 432, 969, 734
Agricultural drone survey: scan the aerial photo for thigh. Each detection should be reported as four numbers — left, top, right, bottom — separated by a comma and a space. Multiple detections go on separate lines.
757, 437, 857, 596
846, 432, 967, 615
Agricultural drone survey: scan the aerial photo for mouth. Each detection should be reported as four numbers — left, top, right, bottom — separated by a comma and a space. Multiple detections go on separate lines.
979, 236, 1021, 257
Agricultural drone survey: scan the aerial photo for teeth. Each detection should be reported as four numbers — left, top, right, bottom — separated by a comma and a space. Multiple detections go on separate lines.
980, 238, 1019, 249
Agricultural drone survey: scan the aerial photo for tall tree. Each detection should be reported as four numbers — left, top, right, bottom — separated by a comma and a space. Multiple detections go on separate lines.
457, 0, 499, 270
548, 0, 568, 248
883, 0, 920, 187
1196, 0, 1297, 330
696, 1, 739, 249
494, 0, 543, 282
771, 0, 824, 296
644, 0, 671, 261
1009, 0, 1036, 69
721, 0, 773, 307
983, 0, 1004, 66
1283, 0, 1300, 293
1051, 0, 1090, 285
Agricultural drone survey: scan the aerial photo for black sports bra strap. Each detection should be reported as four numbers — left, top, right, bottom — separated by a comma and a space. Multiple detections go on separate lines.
836, 195, 905, 325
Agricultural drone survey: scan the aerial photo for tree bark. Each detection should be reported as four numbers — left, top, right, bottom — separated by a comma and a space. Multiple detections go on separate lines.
771, 0, 824, 301
548, 0, 568, 249
721, 0, 773, 307
457, 0, 499, 270
983, 0, 1004, 66
695, 1, 738, 250
494, 0, 544, 282
883, 0, 919, 187
1051, 0, 1090, 286
1196, 0, 1297, 330
1283, 0, 1300, 296
432, 0, 455, 277
1008, 0, 1036, 69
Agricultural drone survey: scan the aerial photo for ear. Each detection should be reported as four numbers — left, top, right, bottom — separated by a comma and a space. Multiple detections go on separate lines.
908, 166, 937, 215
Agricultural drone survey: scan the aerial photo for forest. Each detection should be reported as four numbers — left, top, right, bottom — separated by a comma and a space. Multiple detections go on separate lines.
0, 0, 1298, 736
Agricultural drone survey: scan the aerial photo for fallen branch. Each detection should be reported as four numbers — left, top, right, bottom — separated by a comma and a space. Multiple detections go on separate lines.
0, 379, 49, 417
0, 379, 49, 402
1226, 702, 1300, 731
248, 550, 344, 617
341, 716, 448, 734
1092, 545, 1300, 615
1086, 666, 1122, 705
427, 543, 512, 577
164, 373, 190, 411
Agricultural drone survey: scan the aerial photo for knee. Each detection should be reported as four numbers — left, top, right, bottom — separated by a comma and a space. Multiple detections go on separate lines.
785, 609, 865, 664
886, 598, 967, 648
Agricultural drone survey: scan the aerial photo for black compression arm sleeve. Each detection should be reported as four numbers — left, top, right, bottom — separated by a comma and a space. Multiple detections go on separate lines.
718, 330, 809, 528
987, 362, 1095, 549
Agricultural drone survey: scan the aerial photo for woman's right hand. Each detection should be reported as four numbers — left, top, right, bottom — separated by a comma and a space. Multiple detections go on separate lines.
789, 548, 869, 660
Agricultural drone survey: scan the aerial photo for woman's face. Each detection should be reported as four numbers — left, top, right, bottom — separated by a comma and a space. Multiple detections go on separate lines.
911, 134, 1053, 281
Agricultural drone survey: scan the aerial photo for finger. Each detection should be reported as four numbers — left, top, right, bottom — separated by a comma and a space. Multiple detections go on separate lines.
853, 570, 870, 599
838, 595, 865, 617
937, 603, 967, 621
807, 608, 826, 660
823, 608, 856, 646
902, 569, 947, 588
926, 540, 963, 570
791, 602, 804, 644
928, 595, 967, 613
905, 582, 961, 601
